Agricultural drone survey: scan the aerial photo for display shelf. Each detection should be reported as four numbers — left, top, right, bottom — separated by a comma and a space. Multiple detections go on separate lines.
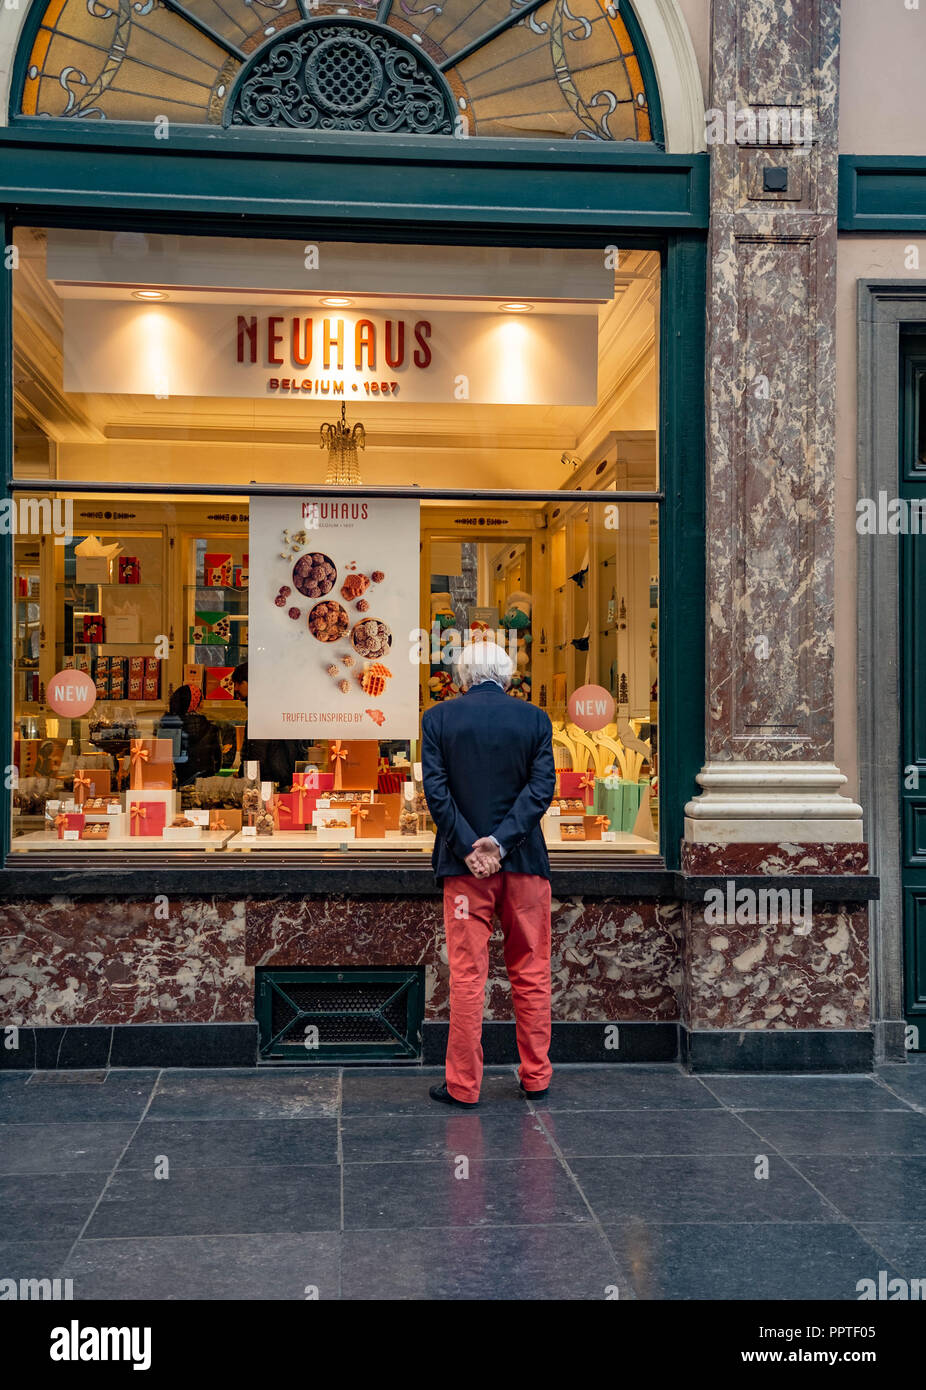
226, 829, 434, 851
10, 830, 235, 852
56, 582, 163, 591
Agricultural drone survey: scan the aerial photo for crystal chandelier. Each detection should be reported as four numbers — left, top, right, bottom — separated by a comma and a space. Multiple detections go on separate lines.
320, 401, 365, 485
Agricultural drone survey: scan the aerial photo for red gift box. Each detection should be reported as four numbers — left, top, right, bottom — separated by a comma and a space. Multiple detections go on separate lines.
293, 770, 334, 792
205, 667, 235, 701
80, 614, 105, 644
118, 556, 141, 584
274, 790, 312, 829
204, 553, 233, 587
56, 813, 85, 839
558, 770, 596, 806
129, 802, 167, 837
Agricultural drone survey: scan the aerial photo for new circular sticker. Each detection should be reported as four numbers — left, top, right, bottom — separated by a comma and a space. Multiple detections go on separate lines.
47, 669, 97, 718
567, 683, 615, 731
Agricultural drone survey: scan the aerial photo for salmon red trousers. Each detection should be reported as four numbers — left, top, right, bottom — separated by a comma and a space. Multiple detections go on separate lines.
442, 872, 553, 1104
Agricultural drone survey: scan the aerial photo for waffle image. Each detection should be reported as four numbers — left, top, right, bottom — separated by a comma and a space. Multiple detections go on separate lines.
359, 663, 393, 697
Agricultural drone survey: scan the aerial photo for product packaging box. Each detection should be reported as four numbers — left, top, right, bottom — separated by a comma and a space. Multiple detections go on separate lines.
190, 612, 232, 645
581, 814, 610, 841
205, 667, 235, 701
558, 770, 596, 805
125, 788, 177, 824
75, 555, 110, 584
204, 553, 233, 587
209, 808, 243, 832
377, 792, 402, 830
81, 823, 110, 841
183, 665, 204, 692
118, 556, 140, 584
138, 737, 174, 789
128, 674, 144, 701
129, 801, 167, 837
330, 740, 379, 791
349, 800, 387, 839
80, 614, 105, 644
143, 674, 160, 701
294, 770, 334, 793
274, 791, 312, 829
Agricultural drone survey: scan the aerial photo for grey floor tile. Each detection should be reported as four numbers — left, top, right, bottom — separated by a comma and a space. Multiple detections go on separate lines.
340, 1111, 554, 1163
342, 1225, 628, 1299
793, 1156, 926, 1222
523, 1067, 721, 1112
540, 1108, 760, 1156
84, 1165, 341, 1239
877, 1063, 926, 1110
147, 1072, 339, 1120
0, 1072, 157, 1123
606, 1222, 893, 1300
741, 1109, 926, 1154
571, 1155, 836, 1224
0, 1172, 110, 1241
0, 1239, 74, 1282
855, 1223, 926, 1280
62, 1233, 341, 1300
119, 1119, 339, 1170
343, 1157, 590, 1230
0, 1122, 135, 1175
699, 1075, 905, 1112
341, 1067, 518, 1116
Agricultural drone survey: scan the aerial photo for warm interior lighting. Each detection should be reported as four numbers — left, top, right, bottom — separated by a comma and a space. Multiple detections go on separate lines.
499, 302, 533, 312
132, 290, 168, 301
320, 296, 353, 307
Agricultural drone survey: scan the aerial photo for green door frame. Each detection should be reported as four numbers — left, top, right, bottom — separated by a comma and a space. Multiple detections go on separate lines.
900, 334, 926, 1034
0, 127, 706, 872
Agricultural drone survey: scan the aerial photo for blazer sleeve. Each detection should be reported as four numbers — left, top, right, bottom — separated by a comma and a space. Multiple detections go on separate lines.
421, 710, 479, 862
489, 712, 556, 855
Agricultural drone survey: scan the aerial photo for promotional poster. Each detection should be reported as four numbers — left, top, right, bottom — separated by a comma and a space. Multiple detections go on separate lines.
247, 496, 420, 738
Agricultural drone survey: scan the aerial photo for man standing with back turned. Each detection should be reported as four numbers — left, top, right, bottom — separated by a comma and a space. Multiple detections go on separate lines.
422, 640, 556, 1107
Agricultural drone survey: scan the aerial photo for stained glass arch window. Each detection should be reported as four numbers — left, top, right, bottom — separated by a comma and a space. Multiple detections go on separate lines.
16, 0, 662, 143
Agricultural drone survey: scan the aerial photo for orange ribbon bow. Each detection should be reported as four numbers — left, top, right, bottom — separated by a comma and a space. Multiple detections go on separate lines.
54, 812, 68, 835
350, 801, 369, 821
72, 771, 92, 804
594, 815, 610, 828
130, 804, 147, 831
579, 772, 596, 790
329, 740, 348, 791
129, 740, 149, 790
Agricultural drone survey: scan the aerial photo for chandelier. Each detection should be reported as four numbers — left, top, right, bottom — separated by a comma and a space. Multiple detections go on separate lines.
320, 401, 365, 486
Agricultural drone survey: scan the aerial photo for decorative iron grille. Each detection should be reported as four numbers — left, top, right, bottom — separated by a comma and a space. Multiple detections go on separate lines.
256, 967, 424, 1061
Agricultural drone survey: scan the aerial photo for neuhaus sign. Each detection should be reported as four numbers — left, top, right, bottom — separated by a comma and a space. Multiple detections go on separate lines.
62, 302, 598, 406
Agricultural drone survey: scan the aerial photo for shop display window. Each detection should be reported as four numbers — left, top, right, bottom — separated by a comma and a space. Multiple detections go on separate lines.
9, 227, 662, 860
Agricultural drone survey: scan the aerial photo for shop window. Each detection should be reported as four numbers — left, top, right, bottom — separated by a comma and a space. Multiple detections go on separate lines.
10, 227, 661, 861
18, 0, 656, 142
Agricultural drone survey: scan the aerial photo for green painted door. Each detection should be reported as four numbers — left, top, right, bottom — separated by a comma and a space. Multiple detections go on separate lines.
900, 333, 926, 1049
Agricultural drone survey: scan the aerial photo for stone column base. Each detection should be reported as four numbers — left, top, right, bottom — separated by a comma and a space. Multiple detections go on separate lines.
684, 762, 864, 844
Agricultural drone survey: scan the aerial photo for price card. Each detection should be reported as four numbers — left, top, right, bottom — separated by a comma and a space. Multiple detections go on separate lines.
403, 783, 415, 802
242, 825, 257, 839
186, 809, 210, 827
106, 804, 121, 816
413, 761, 422, 781
316, 798, 330, 809
603, 831, 617, 843
63, 830, 80, 841
547, 806, 560, 817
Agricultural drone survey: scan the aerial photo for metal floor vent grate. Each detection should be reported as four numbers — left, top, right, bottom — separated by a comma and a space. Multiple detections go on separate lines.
256, 968, 424, 1062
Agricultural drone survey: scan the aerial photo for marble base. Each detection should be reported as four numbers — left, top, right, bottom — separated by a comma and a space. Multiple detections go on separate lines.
685, 763, 864, 843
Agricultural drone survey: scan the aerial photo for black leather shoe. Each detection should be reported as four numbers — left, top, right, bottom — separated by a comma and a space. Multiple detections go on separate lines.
429, 1082, 478, 1108
519, 1080, 550, 1099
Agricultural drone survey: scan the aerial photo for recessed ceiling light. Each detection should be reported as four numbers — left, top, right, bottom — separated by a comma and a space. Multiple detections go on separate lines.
321, 296, 353, 307
499, 302, 533, 313
132, 290, 168, 300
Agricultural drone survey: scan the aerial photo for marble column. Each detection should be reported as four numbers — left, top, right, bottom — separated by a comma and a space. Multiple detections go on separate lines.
685, 0, 862, 845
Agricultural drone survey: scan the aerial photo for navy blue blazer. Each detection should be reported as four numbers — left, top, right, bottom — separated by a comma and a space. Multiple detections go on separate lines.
421, 681, 556, 880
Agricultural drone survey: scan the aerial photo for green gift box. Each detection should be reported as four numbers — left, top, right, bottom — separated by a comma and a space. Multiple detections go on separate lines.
594, 777, 650, 832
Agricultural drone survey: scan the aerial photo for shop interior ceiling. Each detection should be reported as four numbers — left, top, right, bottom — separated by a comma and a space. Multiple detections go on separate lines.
12, 229, 658, 494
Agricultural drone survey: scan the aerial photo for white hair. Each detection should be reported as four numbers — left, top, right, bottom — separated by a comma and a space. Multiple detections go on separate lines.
454, 639, 513, 691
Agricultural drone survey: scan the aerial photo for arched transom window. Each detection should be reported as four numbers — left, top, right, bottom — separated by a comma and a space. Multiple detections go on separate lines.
18, 0, 659, 141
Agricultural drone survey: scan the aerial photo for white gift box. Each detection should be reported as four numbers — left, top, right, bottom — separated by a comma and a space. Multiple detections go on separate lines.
315, 825, 355, 842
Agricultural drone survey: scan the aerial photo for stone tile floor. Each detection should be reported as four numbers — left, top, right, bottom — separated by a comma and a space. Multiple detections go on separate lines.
0, 1059, 923, 1300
